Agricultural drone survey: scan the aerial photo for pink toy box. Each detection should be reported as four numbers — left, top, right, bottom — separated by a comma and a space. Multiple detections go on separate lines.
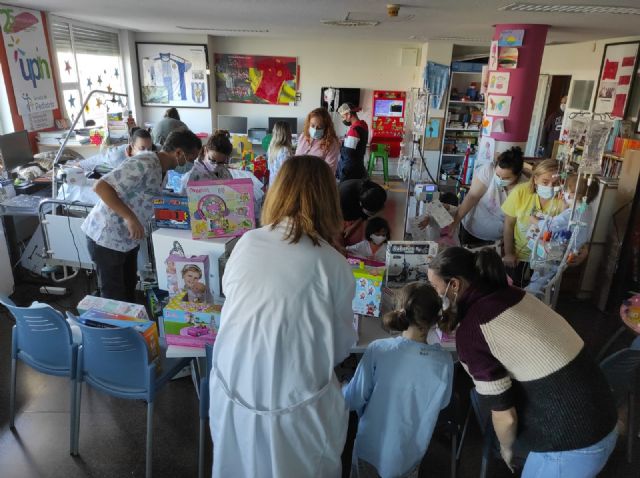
162, 292, 221, 348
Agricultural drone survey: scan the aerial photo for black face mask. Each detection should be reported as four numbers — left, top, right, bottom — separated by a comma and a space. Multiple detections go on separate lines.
342, 120, 351, 127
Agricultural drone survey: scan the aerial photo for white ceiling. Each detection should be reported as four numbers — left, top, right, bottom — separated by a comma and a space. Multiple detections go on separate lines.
9, 0, 640, 45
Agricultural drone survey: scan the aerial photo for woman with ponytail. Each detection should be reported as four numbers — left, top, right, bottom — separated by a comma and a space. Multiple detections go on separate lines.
428, 247, 617, 478
343, 282, 454, 478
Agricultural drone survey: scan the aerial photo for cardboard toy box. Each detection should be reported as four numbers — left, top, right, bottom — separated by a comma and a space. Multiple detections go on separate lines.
385, 241, 439, 287
162, 292, 221, 348
351, 262, 385, 318
153, 195, 190, 230
77, 295, 149, 320
77, 310, 160, 361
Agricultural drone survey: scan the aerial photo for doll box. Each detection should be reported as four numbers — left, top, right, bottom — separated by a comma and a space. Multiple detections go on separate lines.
77, 295, 149, 320
77, 310, 160, 361
186, 179, 255, 240
351, 262, 385, 318
153, 196, 190, 230
162, 292, 222, 348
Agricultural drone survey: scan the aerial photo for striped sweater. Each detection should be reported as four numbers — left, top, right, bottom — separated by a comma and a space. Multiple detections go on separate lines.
456, 285, 616, 452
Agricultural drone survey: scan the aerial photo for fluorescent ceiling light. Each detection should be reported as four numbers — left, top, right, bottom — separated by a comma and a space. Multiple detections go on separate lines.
176, 26, 270, 32
500, 2, 640, 14
321, 20, 380, 27
432, 36, 491, 43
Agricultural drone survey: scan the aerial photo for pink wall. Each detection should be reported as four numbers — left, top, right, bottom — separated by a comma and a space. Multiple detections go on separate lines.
490, 24, 548, 143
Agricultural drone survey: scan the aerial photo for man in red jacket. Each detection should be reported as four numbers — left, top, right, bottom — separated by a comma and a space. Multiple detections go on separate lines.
337, 102, 369, 182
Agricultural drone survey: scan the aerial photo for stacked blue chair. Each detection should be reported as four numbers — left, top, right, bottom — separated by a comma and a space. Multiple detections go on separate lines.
198, 343, 214, 478
0, 296, 80, 454
67, 313, 191, 478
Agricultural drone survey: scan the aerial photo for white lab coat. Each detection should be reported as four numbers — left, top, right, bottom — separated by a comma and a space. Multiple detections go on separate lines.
346, 240, 387, 262
209, 221, 357, 478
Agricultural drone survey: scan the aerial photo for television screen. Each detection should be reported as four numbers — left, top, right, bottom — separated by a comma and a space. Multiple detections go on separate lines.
217, 116, 248, 134
268, 117, 298, 134
374, 99, 404, 118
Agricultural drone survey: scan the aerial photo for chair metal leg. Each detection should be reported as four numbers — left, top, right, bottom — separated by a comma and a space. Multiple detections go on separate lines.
456, 404, 472, 461
146, 401, 154, 478
72, 381, 82, 455
9, 358, 17, 429
198, 418, 205, 478
69, 378, 77, 455
383, 157, 389, 184
628, 392, 635, 464
450, 432, 457, 478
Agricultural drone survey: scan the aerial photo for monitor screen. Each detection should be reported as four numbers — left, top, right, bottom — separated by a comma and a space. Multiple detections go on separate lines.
217, 115, 248, 134
0, 130, 33, 172
268, 117, 298, 134
374, 99, 404, 118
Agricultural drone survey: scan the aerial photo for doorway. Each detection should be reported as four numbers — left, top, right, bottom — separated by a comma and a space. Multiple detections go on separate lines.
526, 75, 571, 157
541, 75, 571, 156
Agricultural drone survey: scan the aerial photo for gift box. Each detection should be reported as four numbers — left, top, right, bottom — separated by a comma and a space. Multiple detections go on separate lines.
385, 241, 439, 287
162, 292, 221, 348
77, 310, 160, 361
153, 195, 190, 230
186, 179, 255, 240
351, 261, 385, 318
77, 295, 149, 320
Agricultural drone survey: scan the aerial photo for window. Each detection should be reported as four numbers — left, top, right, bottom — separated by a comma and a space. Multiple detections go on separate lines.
51, 18, 127, 127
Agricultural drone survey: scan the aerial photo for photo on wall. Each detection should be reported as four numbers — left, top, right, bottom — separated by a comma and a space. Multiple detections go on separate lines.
136, 42, 210, 108
594, 41, 640, 117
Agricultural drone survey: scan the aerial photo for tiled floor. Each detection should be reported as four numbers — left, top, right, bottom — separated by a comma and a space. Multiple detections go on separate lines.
0, 175, 638, 477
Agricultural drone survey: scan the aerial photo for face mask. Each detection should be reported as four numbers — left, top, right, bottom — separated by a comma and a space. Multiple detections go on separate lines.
563, 192, 573, 204
370, 234, 386, 245
309, 127, 324, 140
560, 104, 566, 112
342, 120, 351, 127
440, 281, 452, 312
174, 162, 193, 174
537, 184, 555, 199
494, 174, 513, 188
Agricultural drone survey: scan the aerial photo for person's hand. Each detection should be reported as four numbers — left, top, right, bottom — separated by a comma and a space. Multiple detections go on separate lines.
442, 219, 459, 237
125, 215, 145, 240
500, 445, 515, 473
418, 216, 430, 230
502, 253, 517, 268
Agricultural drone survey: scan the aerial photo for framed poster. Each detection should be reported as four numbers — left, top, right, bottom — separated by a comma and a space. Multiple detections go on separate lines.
214, 54, 298, 105
594, 41, 639, 117
136, 43, 209, 108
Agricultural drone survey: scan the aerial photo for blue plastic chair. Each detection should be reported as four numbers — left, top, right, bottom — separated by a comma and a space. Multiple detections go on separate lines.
599, 337, 640, 463
198, 343, 214, 478
68, 313, 191, 478
0, 296, 80, 454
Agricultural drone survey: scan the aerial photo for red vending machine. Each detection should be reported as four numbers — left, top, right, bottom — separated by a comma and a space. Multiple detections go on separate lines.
371, 90, 406, 157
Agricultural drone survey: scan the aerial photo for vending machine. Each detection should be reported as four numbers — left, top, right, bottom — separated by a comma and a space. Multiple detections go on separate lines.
371, 90, 406, 157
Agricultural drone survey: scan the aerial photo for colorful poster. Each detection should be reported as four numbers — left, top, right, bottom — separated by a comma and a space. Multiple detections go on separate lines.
489, 41, 499, 70
487, 71, 510, 94
498, 29, 524, 47
487, 95, 512, 117
137, 43, 210, 108
498, 48, 518, 69
0, 5, 58, 117
214, 54, 298, 105
481, 116, 493, 136
477, 136, 496, 165
594, 42, 640, 116
611, 94, 627, 118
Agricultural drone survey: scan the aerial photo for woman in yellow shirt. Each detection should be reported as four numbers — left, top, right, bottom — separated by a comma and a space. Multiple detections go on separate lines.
501, 159, 565, 287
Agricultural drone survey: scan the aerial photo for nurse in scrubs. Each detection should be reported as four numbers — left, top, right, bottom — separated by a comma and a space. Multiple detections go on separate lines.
209, 155, 356, 477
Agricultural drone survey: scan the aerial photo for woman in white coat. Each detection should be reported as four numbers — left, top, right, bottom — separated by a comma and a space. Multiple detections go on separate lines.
209, 155, 357, 478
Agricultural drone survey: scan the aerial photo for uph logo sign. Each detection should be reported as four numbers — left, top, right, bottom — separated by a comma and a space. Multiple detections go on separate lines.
16, 49, 51, 88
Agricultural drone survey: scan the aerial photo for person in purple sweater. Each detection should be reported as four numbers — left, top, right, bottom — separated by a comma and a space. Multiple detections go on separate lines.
427, 247, 617, 478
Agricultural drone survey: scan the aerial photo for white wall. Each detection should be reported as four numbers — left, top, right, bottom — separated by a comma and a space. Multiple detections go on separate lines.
208, 36, 422, 134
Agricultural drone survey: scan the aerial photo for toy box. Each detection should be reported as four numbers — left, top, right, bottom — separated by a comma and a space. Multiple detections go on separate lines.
186, 179, 255, 239
153, 195, 190, 230
165, 170, 185, 193
165, 251, 211, 303
351, 261, 385, 318
162, 292, 221, 348
77, 310, 160, 361
385, 241, 439, 287
77, 295, 149, 320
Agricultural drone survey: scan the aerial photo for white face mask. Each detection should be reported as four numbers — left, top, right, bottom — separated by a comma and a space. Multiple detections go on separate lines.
537, 184, 555, 199
563, 191, 573, 204
370, 234, 386, 245
309, 127, 324, 140
494, 174, 513, 189
441, 281, 452, 311
560, 104, 566, 112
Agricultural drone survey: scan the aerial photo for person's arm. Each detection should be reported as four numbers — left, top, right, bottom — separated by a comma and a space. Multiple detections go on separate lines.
343, 217, 364, 240
325, 140, 340, 175
343, 346, 375, 416
502, 215, 517, 267
492, 408, 518, 472
93, 180, 145, 239
452, 173, 489, 227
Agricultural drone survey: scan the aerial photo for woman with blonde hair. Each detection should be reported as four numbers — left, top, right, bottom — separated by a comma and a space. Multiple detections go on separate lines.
267, 120, 293, 182
209, 155, 356, 477
501, 158, 565, 286
296, 108, 341, 174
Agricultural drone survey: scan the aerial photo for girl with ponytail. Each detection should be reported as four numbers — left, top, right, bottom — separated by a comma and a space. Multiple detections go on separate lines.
427, 247, 617, 477
343, 282, 454, 478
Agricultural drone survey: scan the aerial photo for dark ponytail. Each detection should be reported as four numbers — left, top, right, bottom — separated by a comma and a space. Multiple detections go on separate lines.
429, 247, 508, 291
496, 146, 524, 176
383, 282, 441, 332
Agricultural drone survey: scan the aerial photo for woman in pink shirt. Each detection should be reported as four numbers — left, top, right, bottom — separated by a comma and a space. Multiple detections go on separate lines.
295, 108, 340, 175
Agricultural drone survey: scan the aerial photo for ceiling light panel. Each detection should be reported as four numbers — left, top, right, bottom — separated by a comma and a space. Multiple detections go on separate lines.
176, 26, 269, 32
500, 2, 640, 15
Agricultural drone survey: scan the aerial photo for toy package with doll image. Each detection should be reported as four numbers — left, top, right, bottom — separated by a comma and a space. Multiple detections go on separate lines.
165, 252, 211, 304
351, 261, 385, 318
186, 179, 255, 240
162, 293, 221, 348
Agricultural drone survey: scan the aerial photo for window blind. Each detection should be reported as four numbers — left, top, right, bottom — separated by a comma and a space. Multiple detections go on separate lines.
52, 20, 119, 56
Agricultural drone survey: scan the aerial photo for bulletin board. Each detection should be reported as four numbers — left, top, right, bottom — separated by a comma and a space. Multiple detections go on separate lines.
594, 41, 639, 118
214, 53, 298, 105
136, 42, 210, 108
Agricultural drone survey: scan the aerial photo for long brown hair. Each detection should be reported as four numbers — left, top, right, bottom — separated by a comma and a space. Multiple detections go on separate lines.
261, 155, 342, 246
301, 108, 339, 154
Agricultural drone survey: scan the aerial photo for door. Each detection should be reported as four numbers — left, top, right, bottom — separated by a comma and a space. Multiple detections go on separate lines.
525, 74, 550, 157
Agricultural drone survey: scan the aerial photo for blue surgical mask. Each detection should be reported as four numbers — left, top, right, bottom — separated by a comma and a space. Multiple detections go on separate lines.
309, 127, 324, 140
537, 184, 555, 199
494, 174, 513, 189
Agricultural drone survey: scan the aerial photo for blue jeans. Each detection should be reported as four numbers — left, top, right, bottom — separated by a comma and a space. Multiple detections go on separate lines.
522, 428, 618, 478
